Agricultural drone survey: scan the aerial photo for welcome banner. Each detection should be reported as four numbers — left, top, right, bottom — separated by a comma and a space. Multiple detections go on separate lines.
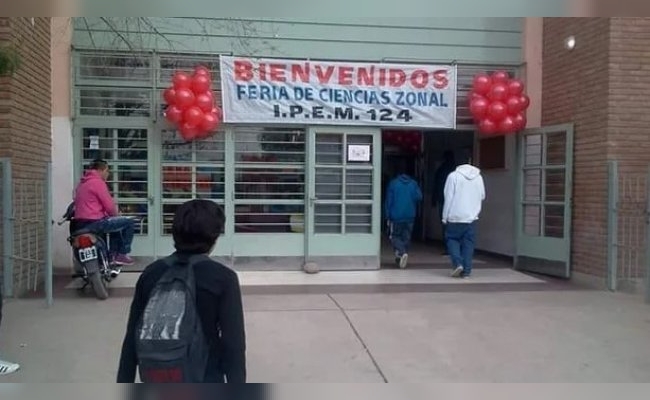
220, 56, 457, 129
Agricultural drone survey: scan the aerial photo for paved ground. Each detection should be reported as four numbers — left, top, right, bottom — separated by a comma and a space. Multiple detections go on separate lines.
1, 287, 650, 382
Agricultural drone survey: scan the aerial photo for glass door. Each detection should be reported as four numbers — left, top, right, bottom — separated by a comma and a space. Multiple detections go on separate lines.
515, 124, 574, 278
306, 127, 382, 266
76, 123, 154, 256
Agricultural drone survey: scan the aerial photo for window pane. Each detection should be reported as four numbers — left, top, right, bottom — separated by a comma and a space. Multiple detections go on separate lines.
196, 166, 225, 200
79, 88, 151, 117
235, 168, 304, 200
114, 165, 148, 199
346, 169, 373, 200
523, 205, 541, 236
316, 134, 343, 165
162, 166, 193, 199
346, 204, 372, 234
523, 169, 542, 202
235, 204, 304, 233
545, 132, 566, 166
315, 204, 342, 234
316, 168, 343, 200
524, 134, 542, 167
119, 203, 149, 235
82, 128, 114, 161
78, 53, 151, 83
162, 202, 224, 235
117, 129, 148, 161
545, 169, 566, 202
235, 127, 305, 164
544, 205, 565, 238
196, 134, 225, 163
162, 130, 192, 162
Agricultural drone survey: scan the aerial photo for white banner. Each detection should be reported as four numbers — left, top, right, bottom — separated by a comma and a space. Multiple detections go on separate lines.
220, 56, 457, 129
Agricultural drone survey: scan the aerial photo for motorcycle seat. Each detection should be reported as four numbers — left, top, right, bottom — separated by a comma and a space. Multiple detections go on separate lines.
71, 228, 101, 236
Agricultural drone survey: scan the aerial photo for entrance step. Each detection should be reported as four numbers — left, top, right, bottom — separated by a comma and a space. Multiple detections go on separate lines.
62, 268, 553, 296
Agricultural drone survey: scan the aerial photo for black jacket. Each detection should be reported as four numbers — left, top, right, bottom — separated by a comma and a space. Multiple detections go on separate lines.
117, 253, 246, 383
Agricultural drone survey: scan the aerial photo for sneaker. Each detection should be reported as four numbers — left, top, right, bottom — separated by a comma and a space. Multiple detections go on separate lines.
399, 253, 409, 269
0, 359, 20, 375
451, 266, 464, 278
113, 254, 135, 266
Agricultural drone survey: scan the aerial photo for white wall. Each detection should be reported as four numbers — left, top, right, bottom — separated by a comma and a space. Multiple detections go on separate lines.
475, 135, 516, 256
51, 117, 74, 268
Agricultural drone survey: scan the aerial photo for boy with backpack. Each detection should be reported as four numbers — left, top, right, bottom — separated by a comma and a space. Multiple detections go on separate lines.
117, 199, 246, 383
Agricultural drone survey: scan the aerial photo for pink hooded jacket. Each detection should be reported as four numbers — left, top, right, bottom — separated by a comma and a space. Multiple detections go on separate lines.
73, 170, 118, 220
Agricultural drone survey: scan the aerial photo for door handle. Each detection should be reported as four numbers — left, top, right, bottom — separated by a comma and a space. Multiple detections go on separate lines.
148, 196, 155, 206
309, 197, 318, 206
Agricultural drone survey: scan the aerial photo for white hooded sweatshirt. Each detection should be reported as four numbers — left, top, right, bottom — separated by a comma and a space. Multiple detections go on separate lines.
442, 164, 486, 224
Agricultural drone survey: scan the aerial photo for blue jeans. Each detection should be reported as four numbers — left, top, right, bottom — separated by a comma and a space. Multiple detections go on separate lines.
83, 217, 135, 255
445, 222, 476, 276
390, 221, 414, 257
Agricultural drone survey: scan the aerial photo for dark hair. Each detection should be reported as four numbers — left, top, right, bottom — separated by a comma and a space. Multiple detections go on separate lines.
89, 159, 109, 171
172, 199, 225, 254
457, 148, 473, 165
443, 150, 455, 162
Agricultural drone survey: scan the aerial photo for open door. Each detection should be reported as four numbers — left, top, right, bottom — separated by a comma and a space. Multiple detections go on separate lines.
515, 124, 574, 278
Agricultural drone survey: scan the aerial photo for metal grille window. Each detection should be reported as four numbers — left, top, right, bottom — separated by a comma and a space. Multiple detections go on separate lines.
161, 129, 225, 235
76, 52, 152, 85
78, 88, 152, 117
314, 133, 373, 234
81, 128, 149, 235
234, 127, 305, 233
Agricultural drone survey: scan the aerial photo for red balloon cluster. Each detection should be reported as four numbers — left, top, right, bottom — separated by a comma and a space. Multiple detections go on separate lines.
383, 130, 422, 154
163, 66, 223, 141
469, 71, 530, 135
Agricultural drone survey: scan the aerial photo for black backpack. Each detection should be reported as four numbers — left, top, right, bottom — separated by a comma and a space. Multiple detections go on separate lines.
135, 254, 210, 383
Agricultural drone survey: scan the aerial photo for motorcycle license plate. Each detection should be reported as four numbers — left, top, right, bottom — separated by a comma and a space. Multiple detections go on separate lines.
78, 247, 98, 263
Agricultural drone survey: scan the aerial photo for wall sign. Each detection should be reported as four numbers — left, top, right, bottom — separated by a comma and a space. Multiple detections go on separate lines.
220, 56, 457, 129
347, 144, 371, 162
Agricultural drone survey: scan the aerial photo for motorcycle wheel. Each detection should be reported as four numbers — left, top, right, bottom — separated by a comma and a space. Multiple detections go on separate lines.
89, 271, 109, 300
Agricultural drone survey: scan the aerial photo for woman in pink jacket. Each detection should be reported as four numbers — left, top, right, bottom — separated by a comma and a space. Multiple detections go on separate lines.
73, 159, 136, 266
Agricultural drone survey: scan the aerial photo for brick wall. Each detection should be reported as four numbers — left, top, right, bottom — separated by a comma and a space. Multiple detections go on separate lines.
543, 17, 650, 282
542, 18, 611, 279
0, 17, 51, 296
608, 18, 650, 169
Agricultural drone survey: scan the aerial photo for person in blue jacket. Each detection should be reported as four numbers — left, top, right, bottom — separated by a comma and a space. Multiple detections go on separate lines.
384, 163, 423, 269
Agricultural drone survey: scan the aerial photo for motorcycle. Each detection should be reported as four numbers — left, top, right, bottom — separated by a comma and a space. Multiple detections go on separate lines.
57, 203, 130, 300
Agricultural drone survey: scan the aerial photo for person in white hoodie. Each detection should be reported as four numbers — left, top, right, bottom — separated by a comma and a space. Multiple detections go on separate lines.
442, 149, 485, 278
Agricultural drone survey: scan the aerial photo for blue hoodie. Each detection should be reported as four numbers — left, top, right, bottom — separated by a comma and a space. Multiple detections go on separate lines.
384, 174, 423, 223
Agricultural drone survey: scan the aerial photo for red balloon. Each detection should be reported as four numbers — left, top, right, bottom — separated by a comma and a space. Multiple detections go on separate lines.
195, 93, 214, 113
519, 94, 531, 110
212, 106, 223, 122
472, 74, 492, 96
164, 105, 183, 124
499, 116, 517, 134
200, 112, 220, 133
488, 83, 508, 101
491, 70, 510, 84
194, 66, 211, 78
191, 74, 211, 94
179, 122, 200, 141
479, 118, 498, 135
172, 72, 191, 89
487, 101, 508, 121
506, 96, 522, 115
513, 113, 527, 131
163, 88, 176, 105
508, 79, 525, 96
184, 106, 204, 128
469, 97, 489, 119
175, 88, 195, 110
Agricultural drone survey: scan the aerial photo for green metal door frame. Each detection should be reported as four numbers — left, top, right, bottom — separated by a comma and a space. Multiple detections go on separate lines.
72, 118, 156, 257
305, 126, 382, 263
515, 123, 574, 278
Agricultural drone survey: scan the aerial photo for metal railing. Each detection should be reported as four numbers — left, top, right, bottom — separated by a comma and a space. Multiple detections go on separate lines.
607, 161, 650, 304
0, 158, 53, 306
